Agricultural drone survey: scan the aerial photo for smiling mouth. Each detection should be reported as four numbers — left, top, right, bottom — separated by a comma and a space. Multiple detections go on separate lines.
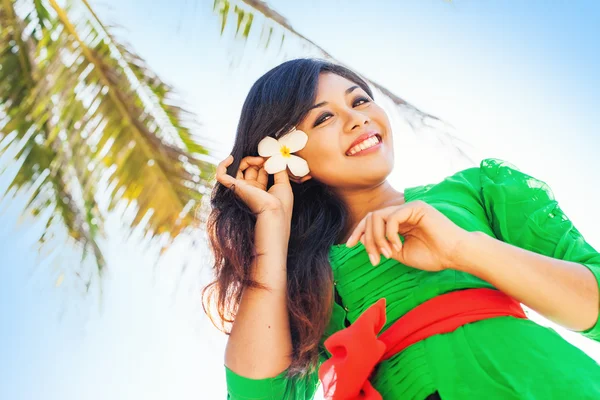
346, 134, 382, 156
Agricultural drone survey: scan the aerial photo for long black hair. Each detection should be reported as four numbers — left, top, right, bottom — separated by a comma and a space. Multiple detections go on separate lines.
202, 58, 374, 376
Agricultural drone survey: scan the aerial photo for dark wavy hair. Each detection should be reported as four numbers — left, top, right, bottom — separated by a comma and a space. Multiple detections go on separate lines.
202, 58, 374, 376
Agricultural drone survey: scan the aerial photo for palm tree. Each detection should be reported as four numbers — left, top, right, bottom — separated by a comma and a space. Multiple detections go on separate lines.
0, 0, 216, 288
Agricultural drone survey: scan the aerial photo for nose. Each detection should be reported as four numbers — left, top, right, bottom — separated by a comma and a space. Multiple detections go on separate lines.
344, 108, 370, 132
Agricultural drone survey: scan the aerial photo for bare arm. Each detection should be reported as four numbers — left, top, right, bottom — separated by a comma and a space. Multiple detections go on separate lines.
215, 153, 300, 379
454, 231, 599, 332
224, 210, 294, 379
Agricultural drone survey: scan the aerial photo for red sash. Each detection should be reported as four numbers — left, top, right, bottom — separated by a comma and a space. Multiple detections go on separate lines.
318, 288, 527, 400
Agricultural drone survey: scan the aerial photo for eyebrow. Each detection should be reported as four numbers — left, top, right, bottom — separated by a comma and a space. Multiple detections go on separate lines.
308, 85, 360, 111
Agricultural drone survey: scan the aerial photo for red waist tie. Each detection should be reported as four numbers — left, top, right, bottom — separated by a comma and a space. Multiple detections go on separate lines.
317, 288, 527, 400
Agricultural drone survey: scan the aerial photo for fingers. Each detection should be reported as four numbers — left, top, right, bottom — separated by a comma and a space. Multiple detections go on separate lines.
244, 166, 259, 181
387, 205, 415, 234
216, 155, 236, 189
386, 205, 417, 253
231, 155, 311, 186
345, 218, 367, 248
216, 155, 290, 215
347, 212, 392, 266
273, 168, 291, 186
239, 156, 266, 170
345, 204, 415, 266
363, 213, 380, 266
257, 166, 268, 188
236, 156, 265, 180
386, 216, 404, 253
217, 155, 265, 190
372, 212, 393, 260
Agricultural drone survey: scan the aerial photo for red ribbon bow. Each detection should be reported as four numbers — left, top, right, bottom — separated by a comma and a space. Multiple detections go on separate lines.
318, 298, 388, 400
318, 289, 527, 400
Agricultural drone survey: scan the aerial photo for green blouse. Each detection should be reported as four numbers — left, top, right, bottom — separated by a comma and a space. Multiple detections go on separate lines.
225, 158, 600, 399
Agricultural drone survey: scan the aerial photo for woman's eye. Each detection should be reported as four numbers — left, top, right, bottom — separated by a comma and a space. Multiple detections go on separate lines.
313, 97, 371, 127
314, 113, 332, 127
353, 96, 370, 107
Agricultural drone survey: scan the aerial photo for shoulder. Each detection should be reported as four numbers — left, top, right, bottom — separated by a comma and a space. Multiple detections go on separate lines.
451, 157, 547, 192
478, 158, 529, 180
476, 158, 555, 200
453, 158, 522, 182
415, 157, 554, 207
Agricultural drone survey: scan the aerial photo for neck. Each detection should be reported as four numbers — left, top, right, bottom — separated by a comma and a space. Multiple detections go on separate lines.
335, 181, 405, 243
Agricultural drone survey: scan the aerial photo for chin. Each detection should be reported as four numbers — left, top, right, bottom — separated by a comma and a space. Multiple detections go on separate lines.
356, 162, 394, 185
316, 157, 394, 188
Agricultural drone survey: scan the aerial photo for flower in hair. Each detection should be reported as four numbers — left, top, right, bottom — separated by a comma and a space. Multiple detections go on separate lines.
257, 127, 310, 177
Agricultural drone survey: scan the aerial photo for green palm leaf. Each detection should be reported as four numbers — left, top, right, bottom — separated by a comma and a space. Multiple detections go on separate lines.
0, 0, 214, 281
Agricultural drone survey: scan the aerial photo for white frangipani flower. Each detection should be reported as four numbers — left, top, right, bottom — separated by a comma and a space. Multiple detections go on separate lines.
257, 128, 310, 177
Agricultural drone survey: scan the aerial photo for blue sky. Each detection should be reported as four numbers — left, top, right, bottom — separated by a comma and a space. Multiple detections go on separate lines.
1, 1, 599, 399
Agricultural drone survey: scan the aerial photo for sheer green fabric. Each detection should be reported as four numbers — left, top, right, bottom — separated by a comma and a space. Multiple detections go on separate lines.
225, 158, 600, 399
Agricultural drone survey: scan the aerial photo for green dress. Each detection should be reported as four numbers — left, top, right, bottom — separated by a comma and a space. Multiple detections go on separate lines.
225, 158, 600, 399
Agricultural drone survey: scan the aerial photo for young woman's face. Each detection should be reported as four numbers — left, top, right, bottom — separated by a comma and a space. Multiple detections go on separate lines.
295, 72, 395, 189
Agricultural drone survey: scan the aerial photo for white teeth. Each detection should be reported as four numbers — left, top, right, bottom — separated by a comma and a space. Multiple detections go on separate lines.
347, 136, 380, 155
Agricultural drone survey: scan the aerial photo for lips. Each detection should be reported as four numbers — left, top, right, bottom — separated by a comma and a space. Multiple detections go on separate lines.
346, 131, 382, 156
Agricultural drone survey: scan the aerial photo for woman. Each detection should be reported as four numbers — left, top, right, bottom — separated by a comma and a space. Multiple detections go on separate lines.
203, 58, 600, 399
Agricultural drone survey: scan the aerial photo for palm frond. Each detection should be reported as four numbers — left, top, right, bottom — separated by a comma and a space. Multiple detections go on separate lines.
46, 0, 214, 236
1, 0, 106, 274
0, 0, 215, 280
80, 0, 213, 159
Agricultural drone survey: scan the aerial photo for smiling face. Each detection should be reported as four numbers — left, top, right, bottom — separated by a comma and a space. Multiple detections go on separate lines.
295, 72, 395, 190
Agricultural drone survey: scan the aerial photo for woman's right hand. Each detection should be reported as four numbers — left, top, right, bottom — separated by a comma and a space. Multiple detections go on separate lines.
216, 155, 300, 220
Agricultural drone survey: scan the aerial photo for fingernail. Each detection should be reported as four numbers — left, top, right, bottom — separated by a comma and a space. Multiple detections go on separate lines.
380, 247, 391, 259
369, 253, 379, 266
393, 243, 401, 252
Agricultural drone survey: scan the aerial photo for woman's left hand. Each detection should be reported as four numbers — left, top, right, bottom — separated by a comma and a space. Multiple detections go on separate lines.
345, 200, 472, 271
